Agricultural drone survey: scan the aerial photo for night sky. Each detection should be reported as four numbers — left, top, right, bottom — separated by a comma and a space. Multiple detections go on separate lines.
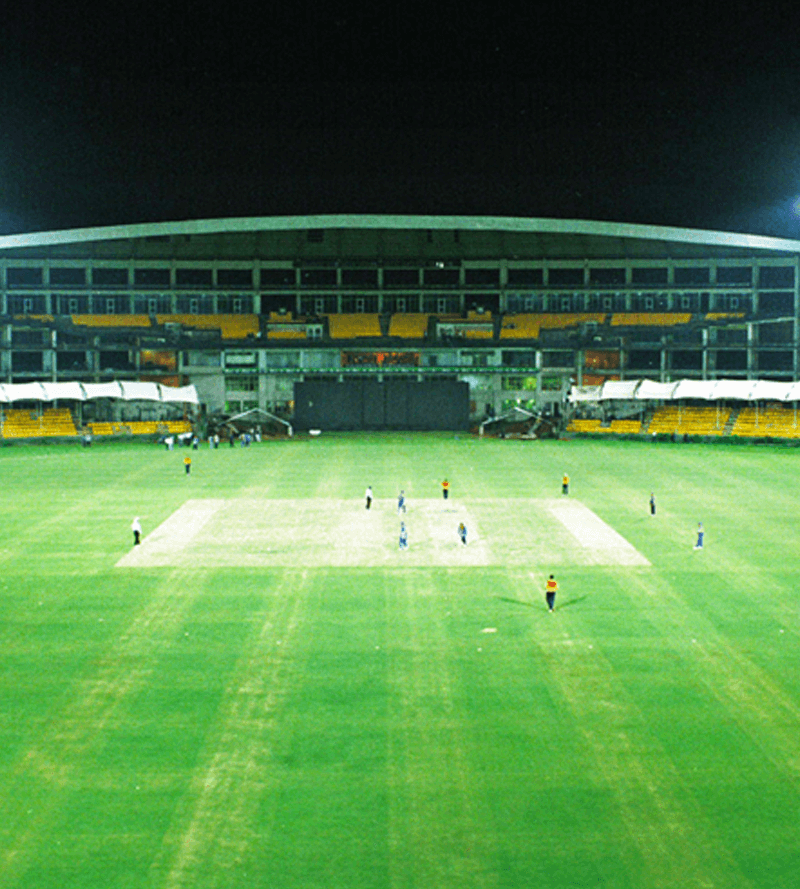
4, 3, 800, 237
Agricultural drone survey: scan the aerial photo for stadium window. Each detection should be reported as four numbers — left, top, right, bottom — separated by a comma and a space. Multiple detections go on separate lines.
437, 297, 448, 314
603, 297, 613, 311
301, 268, 336, 287
424, 268, 460, 287
759, 292, 794, 316
631, 267, 668, 286
507, 268, 544, 286
69, 298, 78, 314
342, 269, 378, 288
758, 266, 795, 288
680, 295, 692, 310
644, 297, 654, 310
561, 296, 571, 311
313, 298, 325, 315
176, 268, 213, 289
259, 268, 295, 288
92, 267, 128, 288
674, 266, 709, 285
189, 298, 199, 314
717, 266, 752, 286
134, 268, 170, 289
548, 267, 583, 286
7, 267, 43, 288
306, 325, 323, 340
396, 297, 407, 313
542, 351, 573, 368
148, 298, 158, 314
50, 267, 86, 288
106, 298, 116, 314
589, 267, 625, 287
383, 268, 419, 287
217, 268, 254, 288
306, 229, 324, 243
464, 268, 500, 287
232, 297, 243, 314
758, 350, 793, 370
355, 297, 366, 313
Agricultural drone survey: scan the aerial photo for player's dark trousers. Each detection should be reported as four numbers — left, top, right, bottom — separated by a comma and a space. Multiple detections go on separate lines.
546, 592, 556, 611
366, 498, 372, 509
133, 531, 141, 545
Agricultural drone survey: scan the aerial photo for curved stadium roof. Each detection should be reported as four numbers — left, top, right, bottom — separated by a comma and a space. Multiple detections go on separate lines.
1, 215, 800, 261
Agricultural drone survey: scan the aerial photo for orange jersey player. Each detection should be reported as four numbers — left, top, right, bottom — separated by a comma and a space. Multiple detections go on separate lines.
545, 575, 558, 612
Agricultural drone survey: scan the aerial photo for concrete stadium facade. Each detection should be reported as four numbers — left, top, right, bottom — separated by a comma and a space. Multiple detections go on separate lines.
1, 214, 799, 424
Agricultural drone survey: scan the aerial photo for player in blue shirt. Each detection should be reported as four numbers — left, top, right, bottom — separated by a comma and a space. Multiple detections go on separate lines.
694, 522, 704, 550
399, 523, 408, 550
458, 522, 467, 545
397, 490, 406, 514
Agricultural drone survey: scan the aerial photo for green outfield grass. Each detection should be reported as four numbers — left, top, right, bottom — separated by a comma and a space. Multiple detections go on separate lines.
1, 433, 799, 888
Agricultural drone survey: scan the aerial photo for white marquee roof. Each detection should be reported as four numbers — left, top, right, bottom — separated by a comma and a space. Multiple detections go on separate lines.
0, 381, 198, 404
570, 378, 800, 403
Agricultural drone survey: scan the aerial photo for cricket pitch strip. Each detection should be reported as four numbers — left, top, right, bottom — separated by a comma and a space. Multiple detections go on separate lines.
116, 498, 650, 569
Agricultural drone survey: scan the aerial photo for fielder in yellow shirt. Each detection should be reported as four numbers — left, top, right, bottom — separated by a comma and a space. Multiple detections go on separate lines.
545, 575, 558, 612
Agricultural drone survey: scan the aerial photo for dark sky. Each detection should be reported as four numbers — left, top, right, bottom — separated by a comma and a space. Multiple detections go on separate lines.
4, 2, 800, 237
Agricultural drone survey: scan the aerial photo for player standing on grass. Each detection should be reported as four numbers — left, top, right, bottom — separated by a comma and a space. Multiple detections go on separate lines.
365, 486, 373, 510
650, 492, 656, 515
694, 522, 704, 550
458, 522, 467, 545
399, 522, 408, 550
184, 455, 191, 475
131, 517, 142, 545
545, 574, 558, 612
562, 473, 569, 495
442, 479, 450, 500
397, 490, 406, 514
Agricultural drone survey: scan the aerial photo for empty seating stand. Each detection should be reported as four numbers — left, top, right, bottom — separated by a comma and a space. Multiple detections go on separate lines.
731, 405, 800, 439
648, 405, 730, 436
1, 408, 78, 438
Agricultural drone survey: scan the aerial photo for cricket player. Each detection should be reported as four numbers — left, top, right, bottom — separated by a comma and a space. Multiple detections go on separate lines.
545, 574, 558, 612
458, 522, 467, 545
399, 523, 408, 550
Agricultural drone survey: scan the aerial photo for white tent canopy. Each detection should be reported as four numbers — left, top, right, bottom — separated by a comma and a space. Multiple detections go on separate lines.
1, 382, 46, 402
119, 381, 161, 401
569, 385, 602, 403
635, 380, 678, 400
40, 381, 86, 401
671, 379, 717, 400
0, 380, 198, 405
748, 380, 793, 402
158, 384, 199, 404
599, 380, 640, 400
570, 377, 800, 404
82, 382, 123, 399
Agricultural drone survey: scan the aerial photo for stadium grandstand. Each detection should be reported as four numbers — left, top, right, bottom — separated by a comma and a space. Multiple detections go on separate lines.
2, 214, 800, 435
